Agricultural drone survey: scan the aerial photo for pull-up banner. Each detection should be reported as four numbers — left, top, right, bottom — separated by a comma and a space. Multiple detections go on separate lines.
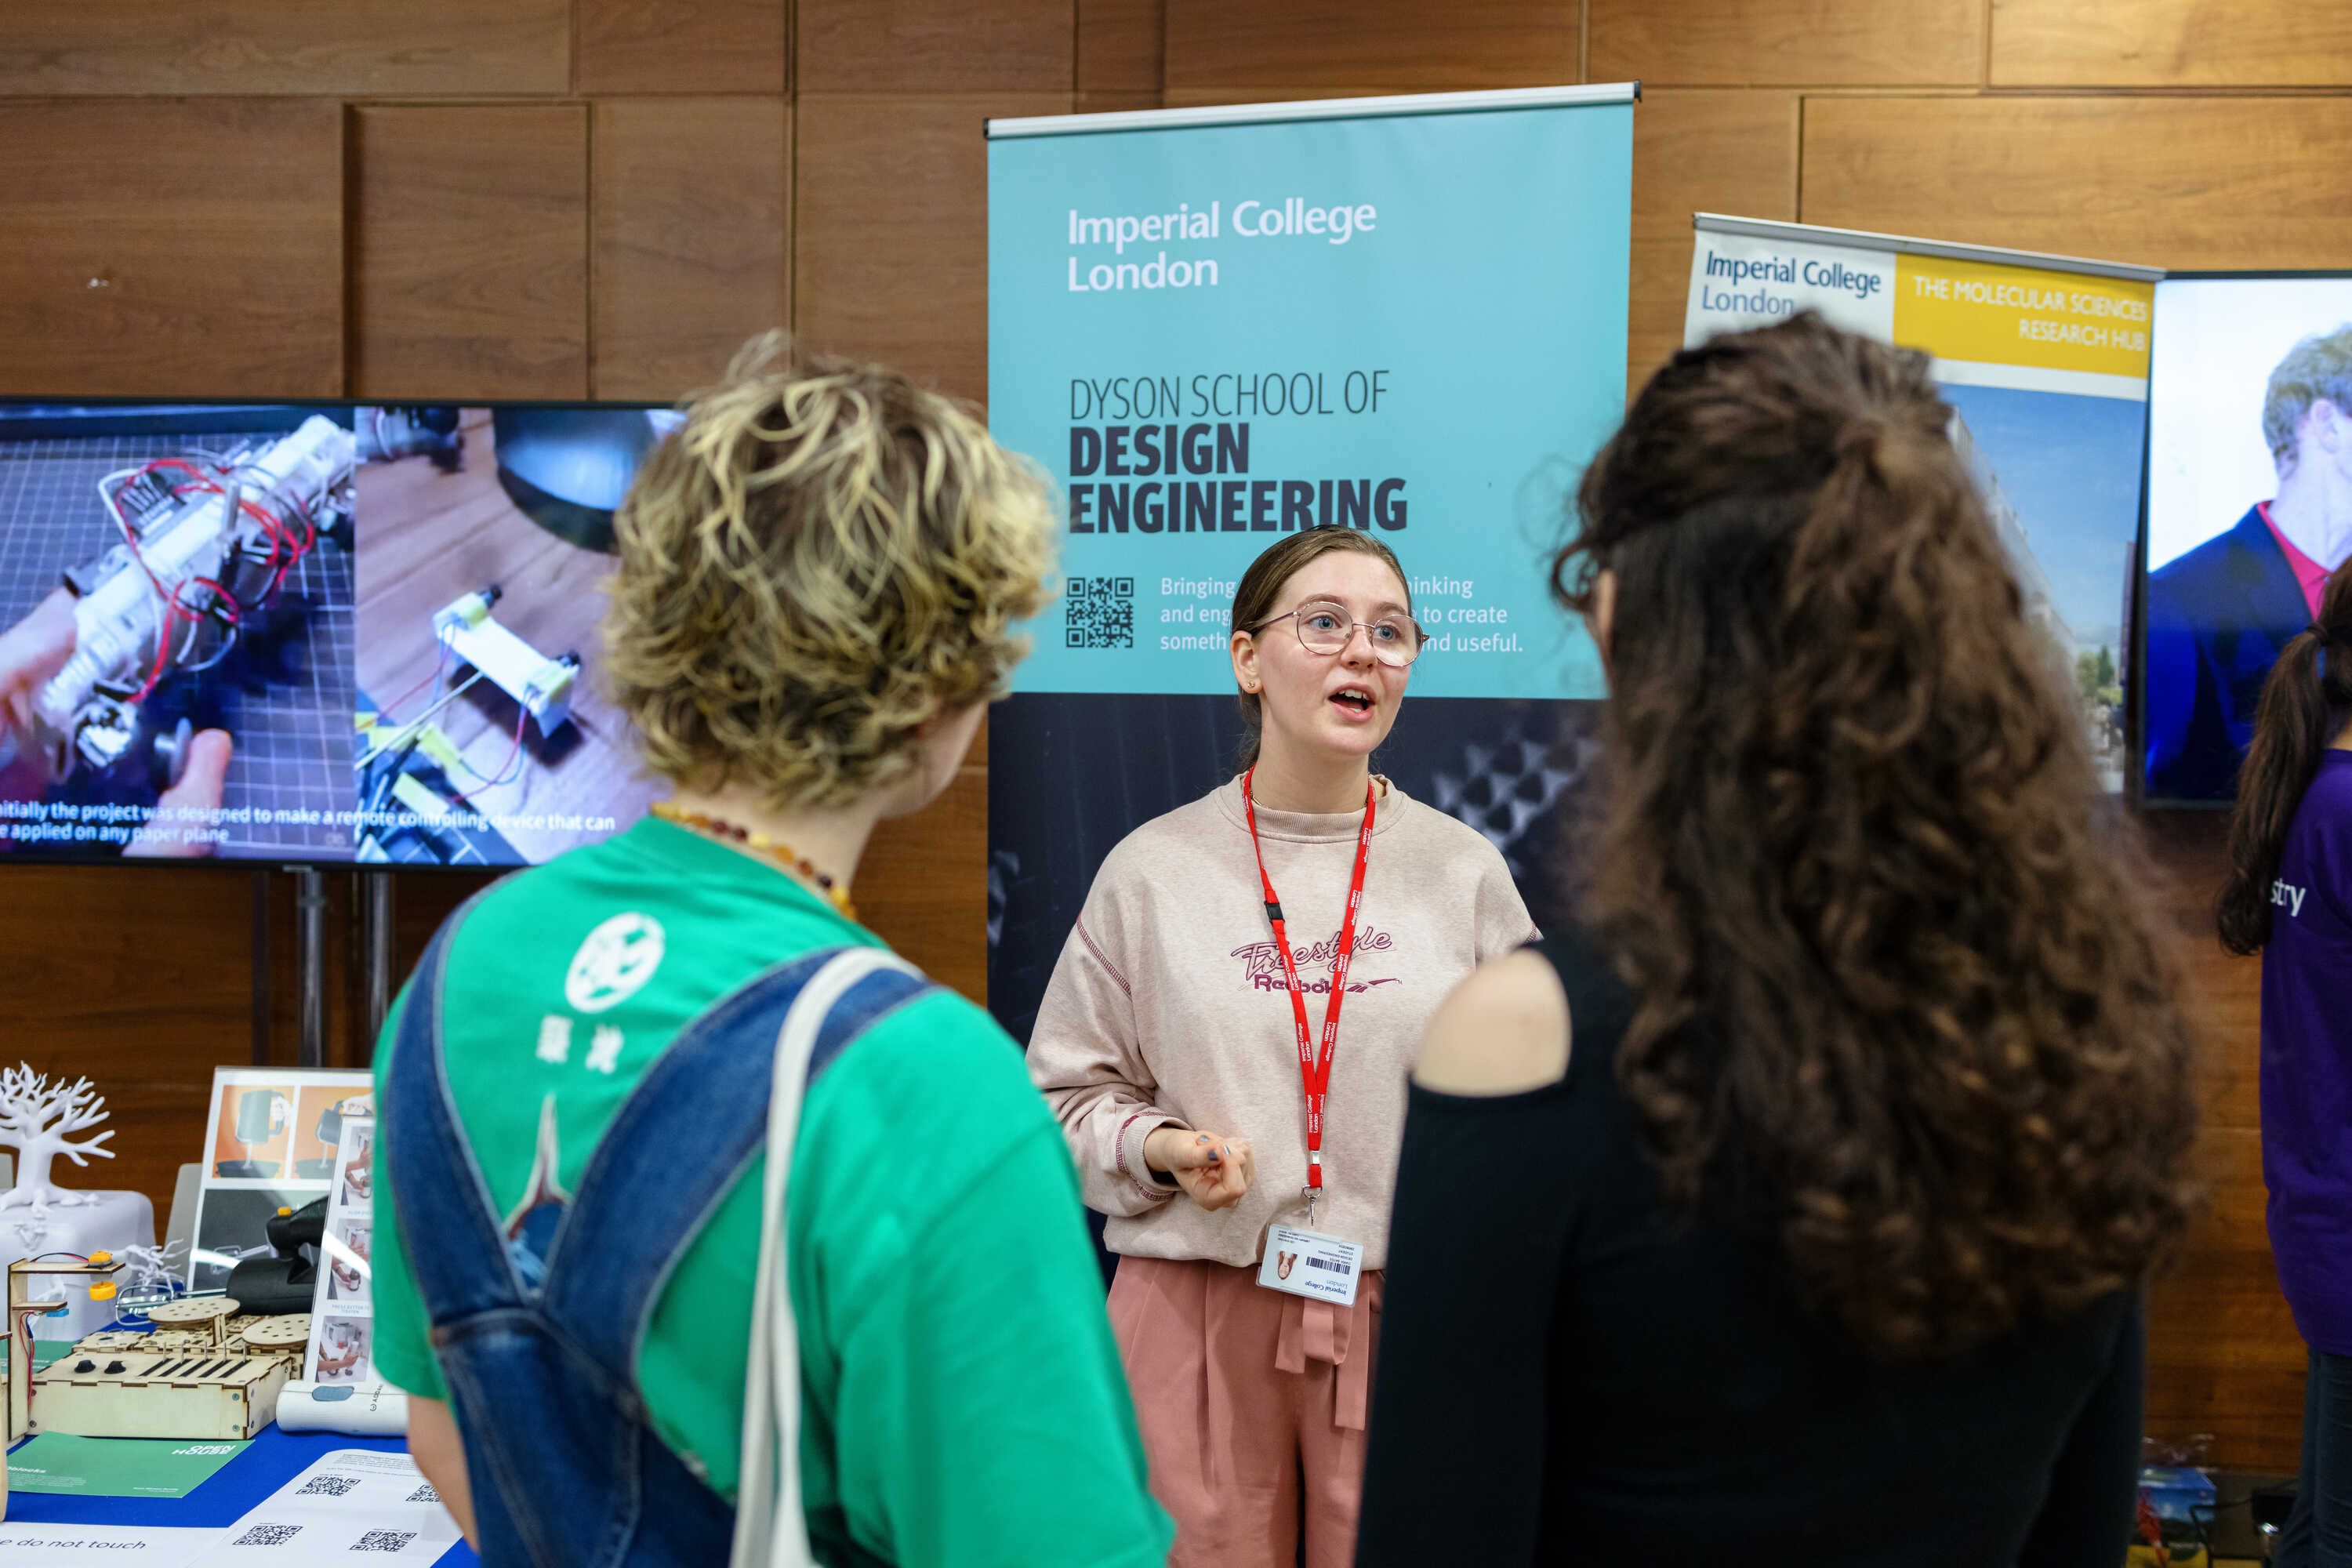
986, 87, 1635, 1049
1685, 214, 2160, 792
990, 86, 1635, 702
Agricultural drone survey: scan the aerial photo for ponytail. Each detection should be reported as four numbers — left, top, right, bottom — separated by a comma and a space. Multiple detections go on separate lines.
2220, 564, 2352, 954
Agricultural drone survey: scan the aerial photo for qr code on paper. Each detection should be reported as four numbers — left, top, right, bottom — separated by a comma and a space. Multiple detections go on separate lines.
1065, 576, 1135, 649
405, 1483, 439, 1503
299, 1475, 361, 1497
353, 1531, 417, 1552
234, 1523, 303, 1546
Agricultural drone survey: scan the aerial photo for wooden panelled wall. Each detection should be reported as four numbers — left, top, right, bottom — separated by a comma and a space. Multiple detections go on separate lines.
0, 0, 2321, 1470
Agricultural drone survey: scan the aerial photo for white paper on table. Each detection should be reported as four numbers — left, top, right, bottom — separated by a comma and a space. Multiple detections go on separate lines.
184, 1448, 462, 1563
0, 1523, 225, 1566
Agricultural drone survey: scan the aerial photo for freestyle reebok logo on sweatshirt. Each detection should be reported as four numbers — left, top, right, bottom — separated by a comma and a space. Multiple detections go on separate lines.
2274, 879, 2308, 918
1231, 924, 1402, 993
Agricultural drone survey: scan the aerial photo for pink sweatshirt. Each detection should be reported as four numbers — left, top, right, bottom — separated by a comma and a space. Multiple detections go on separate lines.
1026, 775, 1537, 1272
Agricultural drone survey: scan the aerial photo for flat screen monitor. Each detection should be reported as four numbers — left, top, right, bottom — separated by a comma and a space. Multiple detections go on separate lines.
2143, 275, 2352, 804
0, 400, 677, 866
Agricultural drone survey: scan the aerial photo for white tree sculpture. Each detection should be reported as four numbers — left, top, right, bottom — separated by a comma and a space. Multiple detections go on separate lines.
114, 1239, 185, 1291
0, 1065, 116, 1214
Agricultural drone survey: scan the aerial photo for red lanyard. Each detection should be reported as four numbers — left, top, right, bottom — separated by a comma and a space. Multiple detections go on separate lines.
1241, 768, 1375, 1196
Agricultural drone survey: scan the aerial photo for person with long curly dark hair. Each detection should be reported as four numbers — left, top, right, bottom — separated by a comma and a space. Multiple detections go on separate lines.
2218, 561, 2352, 1566
1356, 314, 2201, 1566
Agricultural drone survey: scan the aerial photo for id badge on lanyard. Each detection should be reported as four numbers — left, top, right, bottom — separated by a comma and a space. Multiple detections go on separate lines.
1258, 1224, 1364, 1306
1242, 768, 1372, 1308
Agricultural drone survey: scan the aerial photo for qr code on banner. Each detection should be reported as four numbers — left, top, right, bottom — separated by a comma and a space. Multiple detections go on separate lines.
234, 1523, 303, 1546
354, 1531, 417, 1553
299, 1475, 361, 1497
1065, 576, 1135, 649
405, 1483, 439, 1503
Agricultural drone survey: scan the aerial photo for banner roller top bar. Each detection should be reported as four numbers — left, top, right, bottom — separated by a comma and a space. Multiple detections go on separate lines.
1693, 213, 2163, 284
989, 82, 1640, 140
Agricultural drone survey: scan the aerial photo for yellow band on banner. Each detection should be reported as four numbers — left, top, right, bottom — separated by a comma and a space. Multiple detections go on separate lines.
1892, 254, 2153, 380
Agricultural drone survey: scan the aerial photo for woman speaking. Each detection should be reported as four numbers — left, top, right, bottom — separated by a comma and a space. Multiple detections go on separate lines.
1027, 526, 1536, 1568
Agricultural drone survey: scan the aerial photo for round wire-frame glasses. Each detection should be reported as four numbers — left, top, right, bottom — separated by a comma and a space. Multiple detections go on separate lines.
1253, 599, 1425, 668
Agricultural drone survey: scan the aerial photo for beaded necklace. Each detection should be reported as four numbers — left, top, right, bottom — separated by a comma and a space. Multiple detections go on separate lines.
650, 800, 858, 922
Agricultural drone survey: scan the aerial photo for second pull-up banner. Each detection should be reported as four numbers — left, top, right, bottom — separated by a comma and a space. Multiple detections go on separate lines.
1686, 214, 2161, 793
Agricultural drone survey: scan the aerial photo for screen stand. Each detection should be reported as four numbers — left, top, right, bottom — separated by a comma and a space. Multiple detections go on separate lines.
296, 868, 327, 1069
362, 873, 396, 1043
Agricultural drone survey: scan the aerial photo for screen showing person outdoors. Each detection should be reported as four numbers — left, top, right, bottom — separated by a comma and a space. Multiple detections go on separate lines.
2145, 277, 2352, 802
0, 401, 678, 866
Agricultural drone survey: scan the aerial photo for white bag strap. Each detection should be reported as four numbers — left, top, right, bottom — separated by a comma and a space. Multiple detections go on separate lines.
729, 947, 918, 1568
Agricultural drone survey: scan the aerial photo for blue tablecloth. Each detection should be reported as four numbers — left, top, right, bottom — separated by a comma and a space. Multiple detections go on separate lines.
7, 1425, 478, 1565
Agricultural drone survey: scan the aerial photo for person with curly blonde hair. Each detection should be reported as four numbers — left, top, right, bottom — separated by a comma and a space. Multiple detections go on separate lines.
370, 339, 1171, 1568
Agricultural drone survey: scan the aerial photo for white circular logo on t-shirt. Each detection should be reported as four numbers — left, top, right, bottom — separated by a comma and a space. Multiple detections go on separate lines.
564, 913, 666, 1014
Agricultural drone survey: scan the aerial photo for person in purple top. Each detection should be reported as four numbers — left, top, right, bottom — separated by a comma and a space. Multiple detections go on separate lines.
2221, 560, 2352, 1566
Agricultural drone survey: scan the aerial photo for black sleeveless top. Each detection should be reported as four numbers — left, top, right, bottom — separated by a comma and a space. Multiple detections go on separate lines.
1355, 930, 2143, 1566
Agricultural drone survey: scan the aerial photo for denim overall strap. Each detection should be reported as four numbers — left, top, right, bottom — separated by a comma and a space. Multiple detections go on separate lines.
384, 888, 520, 1323
536, 949, 936, 1381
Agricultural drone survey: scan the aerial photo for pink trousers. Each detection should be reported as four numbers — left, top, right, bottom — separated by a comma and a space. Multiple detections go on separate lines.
1108, 1255, 1385, 1568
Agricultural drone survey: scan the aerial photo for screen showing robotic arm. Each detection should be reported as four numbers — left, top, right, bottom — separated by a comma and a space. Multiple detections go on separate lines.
34, 416, 354, 786
0, 399, 667, 866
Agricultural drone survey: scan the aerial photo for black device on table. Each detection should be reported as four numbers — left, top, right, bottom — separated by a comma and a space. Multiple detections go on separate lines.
223, 1196, 328, 1316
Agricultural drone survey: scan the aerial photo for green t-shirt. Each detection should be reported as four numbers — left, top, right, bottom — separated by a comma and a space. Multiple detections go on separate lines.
371, 817, 1170, 1568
